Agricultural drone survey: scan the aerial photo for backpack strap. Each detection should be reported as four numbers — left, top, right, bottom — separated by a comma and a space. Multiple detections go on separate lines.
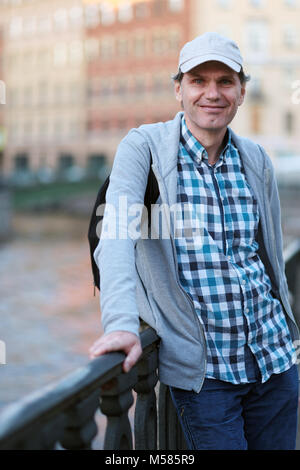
88, 149, 159, 292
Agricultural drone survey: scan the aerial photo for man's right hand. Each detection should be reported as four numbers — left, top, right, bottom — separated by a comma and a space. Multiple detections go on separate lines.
88, 331, 142, 373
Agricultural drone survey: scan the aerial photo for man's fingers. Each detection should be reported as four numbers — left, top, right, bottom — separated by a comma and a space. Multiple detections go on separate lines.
88, 332, 142, 370
123, 342, 143, 373
89, 337, 120, 357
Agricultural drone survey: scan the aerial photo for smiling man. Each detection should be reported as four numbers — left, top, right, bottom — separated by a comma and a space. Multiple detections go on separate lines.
89, 32, 299, 450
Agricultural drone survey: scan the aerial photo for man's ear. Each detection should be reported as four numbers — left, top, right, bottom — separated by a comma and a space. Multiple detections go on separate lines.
174, 81, 182, 103
238, 85, 246, 106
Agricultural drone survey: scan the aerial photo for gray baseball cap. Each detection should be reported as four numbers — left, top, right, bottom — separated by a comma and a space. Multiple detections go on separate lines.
179, 32, 243, 74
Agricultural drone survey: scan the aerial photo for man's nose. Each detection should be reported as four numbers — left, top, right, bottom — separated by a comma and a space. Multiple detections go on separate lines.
205, 82, 220, 100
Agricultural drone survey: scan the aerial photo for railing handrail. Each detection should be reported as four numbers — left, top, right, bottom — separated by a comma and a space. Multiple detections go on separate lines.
0, 327, 159, 448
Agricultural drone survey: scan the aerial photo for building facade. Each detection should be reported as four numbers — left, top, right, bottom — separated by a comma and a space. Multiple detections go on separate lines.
191, 0, 300, 159
84, 0, 190, 167
0, 0, 299, 179
2, 0, 87, 180
0, 16, 5, 175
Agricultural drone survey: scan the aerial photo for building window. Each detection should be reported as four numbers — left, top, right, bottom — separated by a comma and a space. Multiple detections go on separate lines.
134, 76, 146, 95
245, 20, 269, 55
39, 120, 48, 139
116, 78, 129, 96
85, 5, 100, 28
23, 17, 37, 36
134, 32, 146, 57
168, 0, 184, 11
100, 37, 114, 61
100, 3, 115, 26
69, 41, 83, 65
135, 1, 149, 18
116, 37, 129, 58
23, 86, 33, 107
118, 3, 133, 22
87, 154, 107, 173
152, 31, 168, 55
152, 74, 164, 94
38, 81, 47, 106
85, 38, 99, 61
58, 154, 74, 171
168, 29, 181, 52
69, 7, 83, 28
15, 153, 29, 171
53, 43, 68, 67
9, 17, 23, 38
37, 49, 51, 68
285, 111, 294, 134
99, 79, 113, 99
216, 0, 231, 8
249, 0, 263, 7
153, 0, 165, 15
283, 26, 298, 48
38, 16, 52, 34
248, 77, 263, 101
54, 9, 68, 31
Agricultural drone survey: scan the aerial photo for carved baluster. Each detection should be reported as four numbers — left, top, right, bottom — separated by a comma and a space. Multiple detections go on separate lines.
133, 349, 158, 450
99, 368, 137, 450
60, 389, 99, 450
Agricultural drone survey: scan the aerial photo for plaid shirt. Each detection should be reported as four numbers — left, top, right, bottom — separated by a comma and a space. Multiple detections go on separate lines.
175, 116, 296, 384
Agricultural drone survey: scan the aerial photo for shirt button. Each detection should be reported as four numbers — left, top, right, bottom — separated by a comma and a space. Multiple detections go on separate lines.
225, 225, 229, 231
245, 308, 250, 314
242, 280, 246, 285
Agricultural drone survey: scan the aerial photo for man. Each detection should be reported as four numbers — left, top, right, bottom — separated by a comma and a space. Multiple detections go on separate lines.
89, 32, 299, 450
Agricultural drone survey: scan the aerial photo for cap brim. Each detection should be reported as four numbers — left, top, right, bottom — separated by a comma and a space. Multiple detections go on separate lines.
180, 54, 241, 73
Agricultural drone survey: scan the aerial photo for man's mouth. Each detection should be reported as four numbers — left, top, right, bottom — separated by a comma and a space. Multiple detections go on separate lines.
199, 105, 226, 112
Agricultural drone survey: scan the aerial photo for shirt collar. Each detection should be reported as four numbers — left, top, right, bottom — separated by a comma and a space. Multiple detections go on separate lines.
180, 115, 233, 165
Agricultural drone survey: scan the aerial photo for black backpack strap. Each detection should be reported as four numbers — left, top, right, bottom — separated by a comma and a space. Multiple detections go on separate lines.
144, 150, 159, 218
88, 148, 159, 292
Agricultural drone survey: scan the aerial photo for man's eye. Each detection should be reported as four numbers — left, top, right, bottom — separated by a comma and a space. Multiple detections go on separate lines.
220, 79, 232, 84
194, 79, 204, 84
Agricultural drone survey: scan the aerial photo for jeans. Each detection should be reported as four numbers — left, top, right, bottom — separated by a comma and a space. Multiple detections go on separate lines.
169, 353, 299, 450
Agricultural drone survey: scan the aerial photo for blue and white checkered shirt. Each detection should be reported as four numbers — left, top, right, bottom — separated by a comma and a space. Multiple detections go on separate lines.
175, 116, 296, 384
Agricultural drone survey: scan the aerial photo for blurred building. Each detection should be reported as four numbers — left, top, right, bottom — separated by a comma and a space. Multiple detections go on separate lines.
0, 19, 4, 175
84, 0, 189, 167
2, 0, 87, 182
191, 0, 300, 159
0, 0, 299, 181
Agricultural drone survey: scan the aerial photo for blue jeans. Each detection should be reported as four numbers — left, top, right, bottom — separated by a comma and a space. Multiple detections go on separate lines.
169, 358, 299, 450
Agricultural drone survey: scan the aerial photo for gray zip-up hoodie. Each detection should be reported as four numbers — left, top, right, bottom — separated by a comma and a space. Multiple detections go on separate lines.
94, 111, 299, 393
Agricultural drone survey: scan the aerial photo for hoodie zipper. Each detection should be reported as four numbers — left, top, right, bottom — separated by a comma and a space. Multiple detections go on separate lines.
151, 163, 207, 391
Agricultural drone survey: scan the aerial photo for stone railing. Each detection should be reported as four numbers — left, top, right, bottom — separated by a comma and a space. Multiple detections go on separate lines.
0, 239, 299, 450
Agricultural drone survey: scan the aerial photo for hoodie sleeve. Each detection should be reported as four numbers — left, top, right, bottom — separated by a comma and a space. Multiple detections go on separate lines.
93, 131, 151, 337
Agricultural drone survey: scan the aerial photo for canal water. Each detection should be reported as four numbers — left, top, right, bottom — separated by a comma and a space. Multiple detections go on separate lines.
0, 212, 104, 408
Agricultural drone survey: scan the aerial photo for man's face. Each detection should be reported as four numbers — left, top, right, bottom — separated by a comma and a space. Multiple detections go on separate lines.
175, 61, 246, 137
